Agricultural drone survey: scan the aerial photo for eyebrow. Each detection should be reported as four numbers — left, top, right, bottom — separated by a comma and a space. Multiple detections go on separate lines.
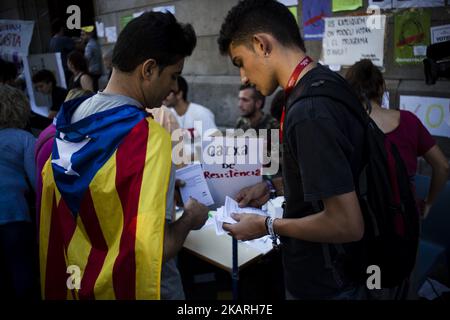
232, 57, 242, 67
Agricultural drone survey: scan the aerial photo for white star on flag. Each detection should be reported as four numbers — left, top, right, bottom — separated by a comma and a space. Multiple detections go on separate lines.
52, 133, 90, 176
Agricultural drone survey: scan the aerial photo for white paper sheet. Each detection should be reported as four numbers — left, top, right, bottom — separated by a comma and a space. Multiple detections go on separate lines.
214, 196, 267, 235
176, 164, 214, 207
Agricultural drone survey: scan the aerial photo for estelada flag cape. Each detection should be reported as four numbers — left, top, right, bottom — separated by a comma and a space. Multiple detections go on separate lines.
39, 96, 171, 299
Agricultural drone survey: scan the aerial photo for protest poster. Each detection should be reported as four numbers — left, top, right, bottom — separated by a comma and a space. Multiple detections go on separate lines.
323, 15, 386, 67
201, 137, 263, 208
431, 24, 450, 44
394, 9, 430, 64
303, 0, 332, 40
332, 0, 363, 12
400, 95, 450, 138
0, 19, 34, 58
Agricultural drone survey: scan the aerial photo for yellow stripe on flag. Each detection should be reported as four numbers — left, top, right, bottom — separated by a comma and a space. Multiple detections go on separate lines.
89, 154, 123, 299
135, 118, 171, 299
39, 158, 55, 298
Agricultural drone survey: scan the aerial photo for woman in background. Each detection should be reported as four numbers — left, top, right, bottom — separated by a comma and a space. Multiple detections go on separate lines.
67, 50, 94, 92
346, 59, 449, 218
0, 85, 38, 299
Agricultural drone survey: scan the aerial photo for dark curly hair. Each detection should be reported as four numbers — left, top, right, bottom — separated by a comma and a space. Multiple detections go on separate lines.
218, 0, 305, 55
112, 11, 196, 74
0, 85, 31, 129
32, 69, 57, 87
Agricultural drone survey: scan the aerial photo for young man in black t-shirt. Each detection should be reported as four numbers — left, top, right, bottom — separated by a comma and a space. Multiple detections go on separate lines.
218, 0, 369, 299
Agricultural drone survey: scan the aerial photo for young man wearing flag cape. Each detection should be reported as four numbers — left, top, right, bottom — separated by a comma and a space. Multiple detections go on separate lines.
38, 12, 209, 300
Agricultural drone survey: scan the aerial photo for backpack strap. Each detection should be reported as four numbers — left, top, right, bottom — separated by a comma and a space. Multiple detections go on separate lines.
285, 67, 372, 130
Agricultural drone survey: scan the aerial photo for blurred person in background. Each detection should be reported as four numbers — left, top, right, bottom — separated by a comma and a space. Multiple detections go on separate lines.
346, 59, 449, 218
0, 85, 38, 300
32, 69, 68, 119
67, 50, 94, 92
81, 25, 104, 92
48, 18, 75, 83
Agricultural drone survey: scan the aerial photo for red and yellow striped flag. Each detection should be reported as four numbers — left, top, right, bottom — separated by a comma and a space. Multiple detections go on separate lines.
39, 118, 171, 300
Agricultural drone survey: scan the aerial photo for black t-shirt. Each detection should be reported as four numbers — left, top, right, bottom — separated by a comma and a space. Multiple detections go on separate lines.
51, 86, 68, 112
281, 64, 365, 299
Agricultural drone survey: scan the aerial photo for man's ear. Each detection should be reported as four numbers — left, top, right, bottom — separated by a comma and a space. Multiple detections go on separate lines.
141, 59, 157, 80
175, 90, 184, 101
252, 34, 273, 57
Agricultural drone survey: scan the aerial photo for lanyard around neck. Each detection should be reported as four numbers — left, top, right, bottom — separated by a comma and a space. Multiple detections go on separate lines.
280, 56, 313, 143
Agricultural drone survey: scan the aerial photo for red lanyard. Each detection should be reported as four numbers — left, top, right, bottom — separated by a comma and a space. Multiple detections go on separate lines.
280, 56, 313, 143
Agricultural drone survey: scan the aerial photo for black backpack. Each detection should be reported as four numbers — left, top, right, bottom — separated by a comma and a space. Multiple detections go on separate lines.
287, 67, 420, 288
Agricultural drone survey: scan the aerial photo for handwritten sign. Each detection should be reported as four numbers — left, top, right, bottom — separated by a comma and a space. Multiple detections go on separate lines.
431, 24, 450, 44
400, 96, 450, 138
323, 15, 386, 67
0, 19, 34, 57
201, 137, 263, 208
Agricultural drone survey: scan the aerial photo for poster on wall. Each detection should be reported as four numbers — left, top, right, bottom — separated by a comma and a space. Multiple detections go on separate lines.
0, 19, 34, 58
323, 15, 386, 67
120, 15, 133, 30
431, 24, 450, 44
105, 26, 117, 43
400, 95, 450, 138
369, 0, 392, 9
95, 21, 104, 38
332, 0, 363, 12
393, 0, 445, 8
394, 9, 430, 64
303, 0, 332, 40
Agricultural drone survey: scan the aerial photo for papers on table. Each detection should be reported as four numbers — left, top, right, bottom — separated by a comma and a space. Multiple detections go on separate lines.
213, 196, 267, 236
176, 164, 214, 206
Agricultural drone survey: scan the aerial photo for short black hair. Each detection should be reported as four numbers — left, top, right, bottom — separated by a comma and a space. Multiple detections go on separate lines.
240, 83, 266, 109
32, 69, 57, 87
177, 76, 188, 101
218, 0, 305, 55
112, 12, 196, 73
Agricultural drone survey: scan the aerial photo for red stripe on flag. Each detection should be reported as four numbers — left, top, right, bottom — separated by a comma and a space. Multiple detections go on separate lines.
305, 14, 324, 26
113, 119, 149, 299
77, 189, 108, 300
396, 33, 424, 47
45, 195, 76, 299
